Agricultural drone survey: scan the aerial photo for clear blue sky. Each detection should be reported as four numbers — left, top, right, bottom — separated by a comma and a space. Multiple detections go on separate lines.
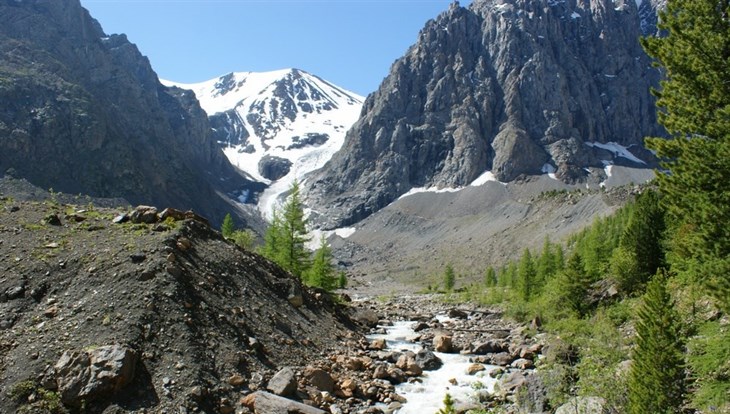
80, 0, 472, 96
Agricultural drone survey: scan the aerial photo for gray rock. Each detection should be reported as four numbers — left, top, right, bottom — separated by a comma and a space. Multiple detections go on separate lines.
415, 349, 442, 371
241, 391, 326, 414
267, 367, 298, 397
54, 344, 137, 404
350, 308, 379, 327
258, 155, 293, 181
555, 396, 608, 414
129, 206, 158, 224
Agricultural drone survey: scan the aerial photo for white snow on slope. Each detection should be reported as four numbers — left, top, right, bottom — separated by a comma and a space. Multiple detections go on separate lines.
397, 170, 505, 201
584, 141, 646, 164
163, 69, 364, 219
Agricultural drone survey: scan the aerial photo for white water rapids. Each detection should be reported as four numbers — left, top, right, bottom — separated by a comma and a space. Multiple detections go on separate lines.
367, 319, 498, 413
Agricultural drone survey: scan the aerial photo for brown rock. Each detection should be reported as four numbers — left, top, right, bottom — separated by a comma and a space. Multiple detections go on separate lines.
466, 363, 486, 375
369, 338, 387, 350
303, 367, 334, 393
228, 374, 246, 387
433, 335, 453, 353
242, 391, 326, 414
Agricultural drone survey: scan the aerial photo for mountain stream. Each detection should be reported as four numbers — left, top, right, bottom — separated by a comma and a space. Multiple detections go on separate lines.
367, 317, 498, 413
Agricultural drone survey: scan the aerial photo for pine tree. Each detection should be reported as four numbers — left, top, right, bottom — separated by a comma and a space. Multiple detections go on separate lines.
537, 236, 557, 285
305, 236, 337, 291
337, 271, 348, 289
517, 248, 536, 302
436, 393, 456, 414
641, 0, 730, 312
627, 270, 685, 414
221, 213, 235, 238
443, 264, 456, 291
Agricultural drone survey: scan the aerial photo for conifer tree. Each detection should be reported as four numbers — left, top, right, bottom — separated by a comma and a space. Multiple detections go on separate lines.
627, 270, 685, 414
221, 213, 235, 238
443, 264, 456, 291
556, 252, 591, 316
619, 190, 665, 291
517, 248, 536, 302
642, 0, 730, 311
260, 181, 311, 278
484, 266, 498, 287
305, 236, 337, 291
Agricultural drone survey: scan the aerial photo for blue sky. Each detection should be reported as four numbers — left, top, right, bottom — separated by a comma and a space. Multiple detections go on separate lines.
80, 0, 471, 96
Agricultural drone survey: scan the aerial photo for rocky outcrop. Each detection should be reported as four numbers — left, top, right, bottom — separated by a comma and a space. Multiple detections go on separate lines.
0, 0, 265, 227
306, 0, 665, 228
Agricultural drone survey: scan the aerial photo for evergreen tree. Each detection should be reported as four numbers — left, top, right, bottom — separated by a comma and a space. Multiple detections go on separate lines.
484, 266, 498, 287
537, 236, 557, 284
305, 236, 337, 291
260, 181, 311, 278
627, 270, 685, 414
619, 190, 665, 291
436, 393, 456, 414
642, 0, 730, 312
221, 213, 235, 238
556, 252, 591, 316
443, 264, 456, 291
553, 244, 565, 273
506, 261, 518, 289
337, 271, 348, 289
517, 248, 536, 302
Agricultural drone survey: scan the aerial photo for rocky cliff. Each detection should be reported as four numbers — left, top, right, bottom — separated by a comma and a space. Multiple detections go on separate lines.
306, 0, 665, 229
0, 0, 264, 227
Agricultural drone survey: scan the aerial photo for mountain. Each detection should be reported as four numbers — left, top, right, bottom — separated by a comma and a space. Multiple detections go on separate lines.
0, 0, 264, 228
164, 69, 364, 217
306, 0, 665, 229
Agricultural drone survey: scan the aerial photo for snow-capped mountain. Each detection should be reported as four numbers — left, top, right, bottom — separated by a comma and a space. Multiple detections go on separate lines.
162, 69, 364, 217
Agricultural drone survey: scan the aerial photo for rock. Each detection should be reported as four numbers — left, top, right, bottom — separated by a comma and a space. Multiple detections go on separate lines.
386, 367, 406, 384
112, 213, 129, 224
304, 367, 334, 393
287, 283, 304, 308
369, 338, 387, 350
258, 155, 293, 181
412, 321, 430, 332
488, 367, 504, 378
497, 371, 527, 396
555, 396, 607, 414
129, 253, 146, 263
372, 364, 389, 380
415, 349, 442, 371
129, 205, 158, 224
471, 340, 506, 355
267, 367, 298, 397
5, 286, 24, 300
395, 354, 422, 376
466, 363, 486, 375
228, 374, 246, 387
44, 306, 59, 318
159, 207, 187, 221
54, 344, 137, 404
241, 391, 326, 414
447, 308, 468, 319
489, 352, 514, 367
511, 358, 534, 370
350, 308, 379, 327
44, 213, 62, 226
433, 335, 453, 353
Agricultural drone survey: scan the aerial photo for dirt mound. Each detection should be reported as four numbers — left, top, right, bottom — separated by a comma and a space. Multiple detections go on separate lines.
0, 196, 357, 413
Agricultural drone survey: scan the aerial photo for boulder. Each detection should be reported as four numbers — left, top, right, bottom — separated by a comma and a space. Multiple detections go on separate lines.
496, 371, 527, 396
433, 335, 453, 353
303, 367, 334, 393
54, 344, 137, 404
241, 391, 326, 414
350, 308, 379, 327
415, 349, 442, 371
511, 358, 534, 370
267, 367, 298, 397
555, 396, 607, 414
129, 205, 158, 224
466, 363, 486, 375
489, 352, 514, 367
258, 155, 293, 181
471, 340, 507, 355
369, 338, 387, 350
395, 354, 422, 376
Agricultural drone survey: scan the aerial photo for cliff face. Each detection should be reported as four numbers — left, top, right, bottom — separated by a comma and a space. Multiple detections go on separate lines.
306, 0, 665, 229
0, 0, 264, 226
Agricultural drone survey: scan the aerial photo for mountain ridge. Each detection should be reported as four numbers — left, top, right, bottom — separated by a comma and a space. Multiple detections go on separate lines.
305, 0, 665, 229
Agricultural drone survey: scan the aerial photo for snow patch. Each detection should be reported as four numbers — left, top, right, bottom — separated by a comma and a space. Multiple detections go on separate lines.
542, 164, 558, 180
585, 141, 646, 164
571, 11, 581, 19
398, 185, 462, 200
469, 171, 504, 186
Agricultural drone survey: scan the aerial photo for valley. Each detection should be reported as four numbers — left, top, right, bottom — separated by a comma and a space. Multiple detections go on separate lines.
1, 0, 728, 413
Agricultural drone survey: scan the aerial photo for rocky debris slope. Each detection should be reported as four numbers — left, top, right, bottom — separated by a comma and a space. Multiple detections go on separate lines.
0, 197, 357, 413
307, 0, 664, 228
0, 0, 264, 228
